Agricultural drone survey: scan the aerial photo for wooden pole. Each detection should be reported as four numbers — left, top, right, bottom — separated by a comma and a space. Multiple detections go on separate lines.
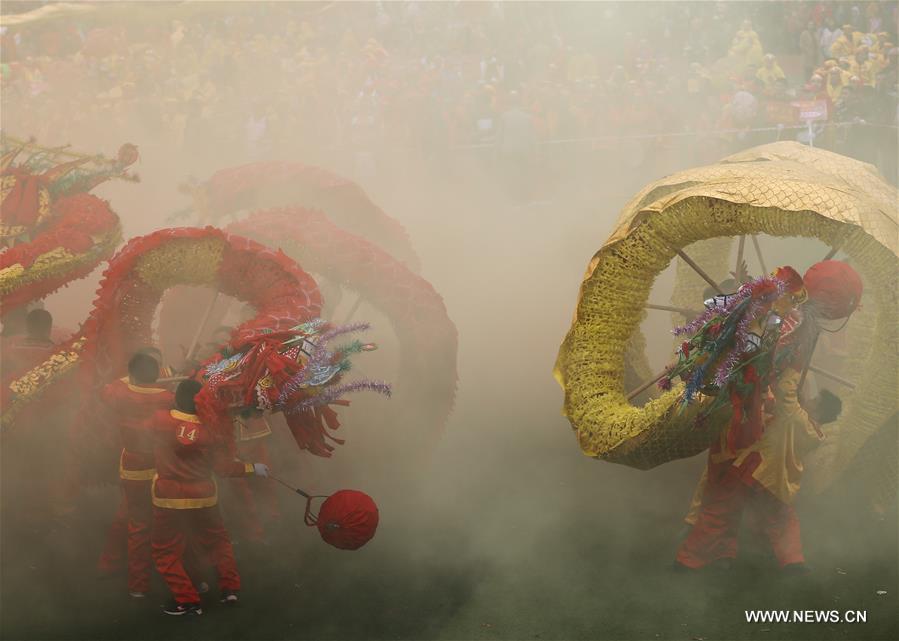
750, 235, 768, 275
646, 303, 701, 317
269, 474, 312, 499
626, 370, 668, 401
156, 376, 188, 384
808, 365, 856, 390
185, 290, 220, 361
797, 331, 820, 395
672, 247, 724, 294
341, 293, 364, 325
735, 235, 746, 281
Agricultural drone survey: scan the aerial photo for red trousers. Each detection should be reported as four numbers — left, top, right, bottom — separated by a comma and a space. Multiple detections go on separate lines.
151, 505, 240, 604
98, 480, 153, 592
676, 460, 805, 569
98, 496, 128, 574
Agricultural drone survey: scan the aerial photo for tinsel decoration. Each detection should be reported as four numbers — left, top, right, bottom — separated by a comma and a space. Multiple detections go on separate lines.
555, 143, 897, 476
664, 274, 787, 410
277, 320, 392, 412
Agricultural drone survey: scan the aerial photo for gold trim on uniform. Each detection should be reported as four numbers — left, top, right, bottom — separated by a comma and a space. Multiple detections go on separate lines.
151, 474, 218, 509
125, 380, 168, 394
119, 450, 156, 481
170, 409, 201, 423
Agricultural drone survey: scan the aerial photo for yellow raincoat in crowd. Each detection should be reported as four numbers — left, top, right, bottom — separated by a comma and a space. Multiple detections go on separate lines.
729, 25, 764, 72
756, 60, 786, 88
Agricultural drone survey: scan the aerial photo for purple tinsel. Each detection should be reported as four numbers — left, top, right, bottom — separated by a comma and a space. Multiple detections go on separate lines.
712, 349, 742, 387
711, 278, 787, 387
316, 321, 372, 346
307, 322, 371, 371
671, 275, 784, 338
278, 322, 373, 403
672, 286, 748, 337
670, 275, 787, 391
284, 379, 392, 413
735, 300, 763, 350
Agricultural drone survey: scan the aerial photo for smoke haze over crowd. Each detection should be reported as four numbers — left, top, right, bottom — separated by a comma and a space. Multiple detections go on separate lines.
1, 2, 897, 640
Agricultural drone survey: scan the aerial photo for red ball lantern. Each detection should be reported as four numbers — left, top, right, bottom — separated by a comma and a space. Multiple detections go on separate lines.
314, 490, 380, 550
803, 260, 863, 320
271, 476, 380, 550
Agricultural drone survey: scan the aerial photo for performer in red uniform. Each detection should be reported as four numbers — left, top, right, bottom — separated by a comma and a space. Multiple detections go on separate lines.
151, 379, 269, 616
98, 347, 174, 584
97, 353, 173, 597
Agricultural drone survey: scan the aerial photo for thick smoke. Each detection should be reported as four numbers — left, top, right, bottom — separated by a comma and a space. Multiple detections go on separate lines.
1, 2, 896, 640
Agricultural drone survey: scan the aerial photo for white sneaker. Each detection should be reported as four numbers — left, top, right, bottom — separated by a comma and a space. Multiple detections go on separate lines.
163, 600, 202, 616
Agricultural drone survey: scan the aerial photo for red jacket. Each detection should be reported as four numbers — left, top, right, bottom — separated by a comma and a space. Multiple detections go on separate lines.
151, 409, 254, 509
101, 378, 173, 480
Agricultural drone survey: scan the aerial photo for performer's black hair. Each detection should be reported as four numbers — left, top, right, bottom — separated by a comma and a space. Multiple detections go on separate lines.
175, 379, 203, 414
128, 353, 160, 384
815, 389, 842, 424
26, 309, 53, 339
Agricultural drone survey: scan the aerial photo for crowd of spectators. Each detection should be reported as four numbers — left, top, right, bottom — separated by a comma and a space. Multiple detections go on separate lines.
1, 1, 896, 191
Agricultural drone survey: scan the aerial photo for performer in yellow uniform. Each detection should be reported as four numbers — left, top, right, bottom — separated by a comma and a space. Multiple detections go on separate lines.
674, 261, 863, 571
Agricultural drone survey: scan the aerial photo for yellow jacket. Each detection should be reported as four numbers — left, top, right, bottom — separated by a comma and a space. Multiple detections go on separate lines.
685, 368, 825, 523
854, 60, 878, 86
730, 30, 764, 70
830, 35, 854, 58
756, 63, 786, 87
826, 77, 846, 101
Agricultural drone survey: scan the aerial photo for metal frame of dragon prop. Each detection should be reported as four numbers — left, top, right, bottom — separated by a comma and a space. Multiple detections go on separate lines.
0, 135, 137, 314
227, 208, 458, 446
160, 163, 457, 445
554, 142, 897, 494
2, 227, 392, 460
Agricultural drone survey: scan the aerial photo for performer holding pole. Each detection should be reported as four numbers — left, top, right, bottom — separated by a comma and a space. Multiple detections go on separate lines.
150, 380, 269, 616
672, 261, 863, 572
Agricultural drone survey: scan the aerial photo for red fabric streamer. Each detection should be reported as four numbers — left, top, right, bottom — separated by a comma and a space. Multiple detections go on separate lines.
724, 364, 765, 456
